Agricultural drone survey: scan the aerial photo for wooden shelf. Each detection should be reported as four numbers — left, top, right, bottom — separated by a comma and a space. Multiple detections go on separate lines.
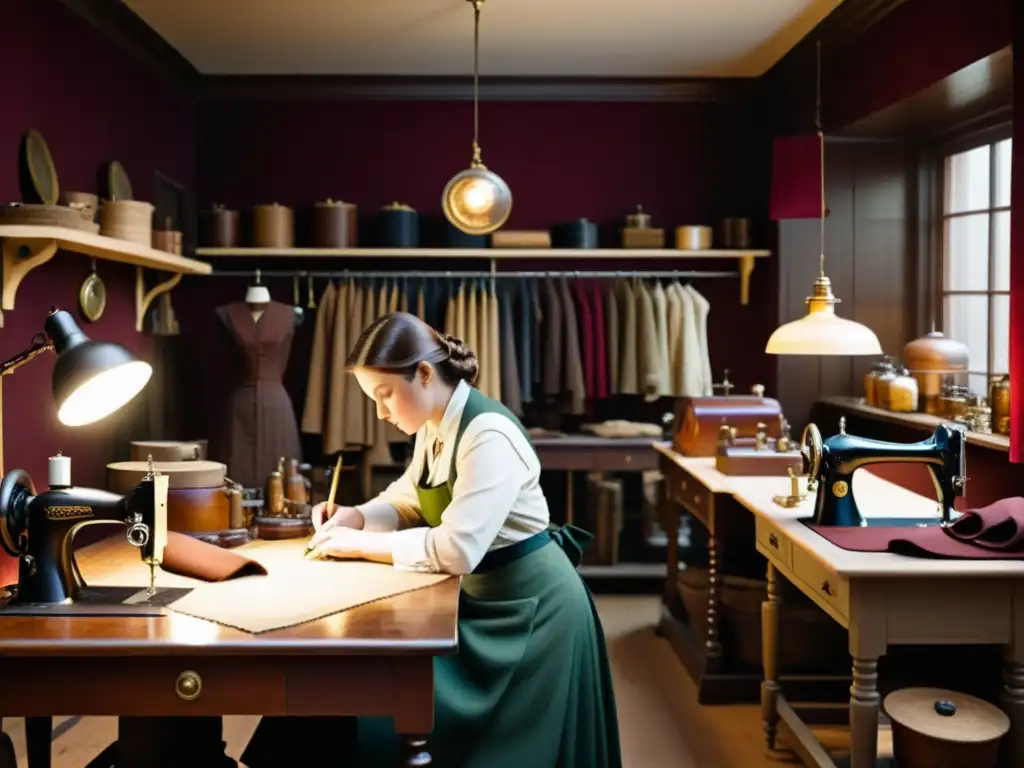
818, 396, 1010, 453
194, 247, 771, 259
0, 225, 212, 332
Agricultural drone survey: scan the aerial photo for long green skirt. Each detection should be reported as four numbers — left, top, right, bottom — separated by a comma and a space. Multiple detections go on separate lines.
243, 530, 622, 768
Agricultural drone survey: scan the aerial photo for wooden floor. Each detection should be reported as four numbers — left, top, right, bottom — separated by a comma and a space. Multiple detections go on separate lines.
4, 596, 876, 767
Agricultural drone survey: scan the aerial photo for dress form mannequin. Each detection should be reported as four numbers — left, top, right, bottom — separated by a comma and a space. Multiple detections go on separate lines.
245, 273, 271, 323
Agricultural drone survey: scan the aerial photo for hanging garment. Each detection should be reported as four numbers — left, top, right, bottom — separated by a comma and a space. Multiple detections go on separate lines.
530, 279, 543, 389
323, 281, 350, 455
672, 282, 704, 398
214, 301, 303, 489
541, 278, 563, 399
466, 282, 480, 378
616, 280, 638, 394
444, 283, 456, 337
559, 277, 586, 415
571, 280, 595, 402
685, 284, 713, 396
499, 285, 523, 416
634, 281, 660, 399
455, 281, 467, 342
389, 280, 400, 313
666, 281, 684, 396
300, 282, 337, 435
476, 284, 491, 397
516, 278, 533, 404
651, 281, 670, 396
590, 281, 608, 400
604, 281, 619, 396
362, 281, 378, 447
489, 284, 501, 403
417, 283, 426, 321
341, 281, 367, 447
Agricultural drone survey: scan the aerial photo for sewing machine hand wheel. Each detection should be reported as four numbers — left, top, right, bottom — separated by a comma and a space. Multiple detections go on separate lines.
0, 469, 34, 558
800, 423, 822, 488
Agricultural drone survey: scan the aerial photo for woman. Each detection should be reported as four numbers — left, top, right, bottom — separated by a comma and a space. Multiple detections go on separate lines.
242, 311, 621, 768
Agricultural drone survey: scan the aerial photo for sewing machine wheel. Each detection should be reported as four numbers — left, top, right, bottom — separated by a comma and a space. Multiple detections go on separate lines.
800, 423, 822, 482
0, 469, 34, 558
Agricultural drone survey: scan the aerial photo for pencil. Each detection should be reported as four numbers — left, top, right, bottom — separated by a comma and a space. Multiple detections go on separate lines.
305, 455, 344, 556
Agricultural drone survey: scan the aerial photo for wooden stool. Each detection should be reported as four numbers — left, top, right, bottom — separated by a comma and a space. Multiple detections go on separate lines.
884, 687, 1010, 768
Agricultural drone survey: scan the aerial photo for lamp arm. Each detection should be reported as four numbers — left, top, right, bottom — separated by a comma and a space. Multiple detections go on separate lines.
0, 334, 54, 377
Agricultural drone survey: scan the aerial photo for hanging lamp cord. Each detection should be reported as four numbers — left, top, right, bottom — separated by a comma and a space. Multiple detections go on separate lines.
816, 39, 825, 280
471, 0, 482, 164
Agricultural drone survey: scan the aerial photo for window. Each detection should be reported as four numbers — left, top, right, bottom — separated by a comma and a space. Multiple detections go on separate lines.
940, 136, 1012, 395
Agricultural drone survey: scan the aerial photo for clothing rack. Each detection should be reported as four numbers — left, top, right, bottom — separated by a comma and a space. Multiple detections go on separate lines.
208, 269, 738, 280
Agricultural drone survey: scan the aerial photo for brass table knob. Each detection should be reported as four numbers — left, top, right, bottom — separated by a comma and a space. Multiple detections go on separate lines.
175, 670, 202, 701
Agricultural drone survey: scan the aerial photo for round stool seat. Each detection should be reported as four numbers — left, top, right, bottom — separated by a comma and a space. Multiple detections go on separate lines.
884, 687, 1009, 768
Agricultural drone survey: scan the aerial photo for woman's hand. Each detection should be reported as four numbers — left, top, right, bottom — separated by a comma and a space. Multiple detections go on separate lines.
311, 502, 361, 533
305, 526, 363, 560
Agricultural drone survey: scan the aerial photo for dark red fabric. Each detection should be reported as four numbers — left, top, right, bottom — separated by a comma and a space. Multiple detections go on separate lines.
590, 281, 609, 399
1010, 1, 1023, 463
572, 281, 595, 400
809, 497, 1024, 559
769, 135, 822, 221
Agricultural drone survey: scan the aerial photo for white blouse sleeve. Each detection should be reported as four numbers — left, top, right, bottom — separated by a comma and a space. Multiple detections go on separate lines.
390, 423, 531, 574
355, 435, 424, 532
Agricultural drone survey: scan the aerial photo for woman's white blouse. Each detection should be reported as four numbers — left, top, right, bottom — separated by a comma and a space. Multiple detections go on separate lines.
356, 380, 551, 575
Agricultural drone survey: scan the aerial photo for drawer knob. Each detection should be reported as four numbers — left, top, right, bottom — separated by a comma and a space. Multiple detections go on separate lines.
694, 494, 701, 505
680, 480, 687, 490
768, 533, 779, 549
820, 580, 833, 597
175, 670, 203, 701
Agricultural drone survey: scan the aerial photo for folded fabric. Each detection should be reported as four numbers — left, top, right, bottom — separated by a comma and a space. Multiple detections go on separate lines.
808, 497, 1024, 560
161, 531, 268, 581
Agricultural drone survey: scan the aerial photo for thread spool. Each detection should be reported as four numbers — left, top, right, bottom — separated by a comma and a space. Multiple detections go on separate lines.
49, 451, 71, 488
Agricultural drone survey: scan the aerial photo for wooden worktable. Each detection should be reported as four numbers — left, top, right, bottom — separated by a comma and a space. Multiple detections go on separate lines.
0, 535, 460, 768
655, 442, 1024, 767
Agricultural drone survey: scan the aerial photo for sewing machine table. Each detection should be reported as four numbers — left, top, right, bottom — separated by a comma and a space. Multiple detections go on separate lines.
0, 535, 460, 768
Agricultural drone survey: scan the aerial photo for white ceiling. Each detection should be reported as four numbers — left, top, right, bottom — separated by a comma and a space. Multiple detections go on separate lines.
124, 0, 844, 78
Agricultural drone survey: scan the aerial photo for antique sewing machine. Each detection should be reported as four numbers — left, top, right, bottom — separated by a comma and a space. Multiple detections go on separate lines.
774, 416, 967, 527
0, 453, 175, 614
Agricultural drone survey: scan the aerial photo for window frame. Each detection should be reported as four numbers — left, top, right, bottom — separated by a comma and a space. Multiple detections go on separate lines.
933, 121, 1013, 385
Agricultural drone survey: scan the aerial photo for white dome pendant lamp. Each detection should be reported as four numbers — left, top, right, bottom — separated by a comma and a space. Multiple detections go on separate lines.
765, 42, 881, 357
441, 0, 512, 236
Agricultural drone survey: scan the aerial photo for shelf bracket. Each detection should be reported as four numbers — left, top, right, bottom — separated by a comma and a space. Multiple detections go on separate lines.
738, 254, 756, 306
1, 237, 59, 325
135, 267, 182, 332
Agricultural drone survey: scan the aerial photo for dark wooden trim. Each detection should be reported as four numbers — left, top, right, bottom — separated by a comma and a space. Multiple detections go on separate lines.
196, 75, 756, 104
55, 0, 199, 90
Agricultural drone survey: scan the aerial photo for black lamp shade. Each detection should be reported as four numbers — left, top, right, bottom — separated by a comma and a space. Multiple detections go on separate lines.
44, 309, 153, 426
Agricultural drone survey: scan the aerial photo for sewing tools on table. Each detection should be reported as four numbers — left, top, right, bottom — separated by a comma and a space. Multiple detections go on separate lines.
305, 455, 343, 558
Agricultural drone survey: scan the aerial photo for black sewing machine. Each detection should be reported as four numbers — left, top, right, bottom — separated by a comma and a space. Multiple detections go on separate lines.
0, 455, 183, 615
783, 416, 967, 527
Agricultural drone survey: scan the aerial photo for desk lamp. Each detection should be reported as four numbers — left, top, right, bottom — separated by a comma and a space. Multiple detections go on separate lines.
0, 308, 152, 469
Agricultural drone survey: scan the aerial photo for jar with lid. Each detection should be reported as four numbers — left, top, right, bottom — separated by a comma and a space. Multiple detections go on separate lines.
875, 365, 898, 410
864, 356, 895, 406
941, 385, 970, 421
989, 374, 1011, 436
887, 367, 919, 413
903, 330, 970, 414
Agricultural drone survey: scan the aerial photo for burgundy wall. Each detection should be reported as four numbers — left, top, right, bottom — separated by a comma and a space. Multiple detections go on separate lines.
0, 0, 196, 582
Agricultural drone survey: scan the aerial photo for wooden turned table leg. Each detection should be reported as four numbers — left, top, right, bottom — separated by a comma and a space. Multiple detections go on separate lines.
705, 532, 724, 672
25, 717, 51, 768
0, 718, 15, 768
399, 735, 432, 767
849, 657, 881, 768
760, 563, 781, 750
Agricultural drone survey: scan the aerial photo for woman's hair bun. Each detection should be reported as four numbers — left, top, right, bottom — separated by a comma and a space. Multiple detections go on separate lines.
438, 332, 479, 384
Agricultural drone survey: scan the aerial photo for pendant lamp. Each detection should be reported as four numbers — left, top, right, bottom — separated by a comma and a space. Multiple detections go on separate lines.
441, 0, 512, 235
765, 42, 882, 357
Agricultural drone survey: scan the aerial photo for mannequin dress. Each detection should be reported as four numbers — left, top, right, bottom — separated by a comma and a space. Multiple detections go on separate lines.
215, 300, 302, 489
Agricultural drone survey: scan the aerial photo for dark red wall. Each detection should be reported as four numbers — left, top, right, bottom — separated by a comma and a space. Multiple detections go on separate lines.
0, 0, 196, 582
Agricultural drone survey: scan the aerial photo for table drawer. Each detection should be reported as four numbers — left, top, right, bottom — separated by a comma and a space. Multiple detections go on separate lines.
756, 517, 791, 568
791, 546, 849, 620
672, 470, 712, 525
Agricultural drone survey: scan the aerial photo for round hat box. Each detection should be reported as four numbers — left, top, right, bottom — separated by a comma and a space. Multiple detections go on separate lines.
884, 687, 1009, 768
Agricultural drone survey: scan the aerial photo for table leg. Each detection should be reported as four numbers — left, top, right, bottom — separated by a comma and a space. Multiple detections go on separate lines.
25, 717, 51, 768
1000, 650, 1024, 767
760, 563, 781, 750
399, 735, 432, 767
0, 718, 14, 768
565, 471, 574, 526
705, 532, 723, 672
849, 657, 881, 768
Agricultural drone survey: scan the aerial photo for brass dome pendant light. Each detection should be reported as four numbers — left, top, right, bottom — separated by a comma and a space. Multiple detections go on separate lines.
441, 0, 512, 235
765, 42, 882, 356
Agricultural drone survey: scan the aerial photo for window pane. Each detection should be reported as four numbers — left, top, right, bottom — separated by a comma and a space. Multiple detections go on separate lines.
992, 293, 1010, 376
969, 373, 990, 397
995, 138, 1013, 208
943, 213, 990, 291
944, 144, 991, 214
944, 294, 989, 374
994, 210, 1010, 291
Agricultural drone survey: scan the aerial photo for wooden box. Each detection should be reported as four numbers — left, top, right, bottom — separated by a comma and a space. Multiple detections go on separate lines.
673, 395, 784, 457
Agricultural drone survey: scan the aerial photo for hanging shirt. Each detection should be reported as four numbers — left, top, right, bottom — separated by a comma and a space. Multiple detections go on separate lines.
356, 380, 550, 574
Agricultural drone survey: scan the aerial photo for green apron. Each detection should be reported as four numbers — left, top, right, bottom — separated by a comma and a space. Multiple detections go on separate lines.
243, 388, 622, 768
